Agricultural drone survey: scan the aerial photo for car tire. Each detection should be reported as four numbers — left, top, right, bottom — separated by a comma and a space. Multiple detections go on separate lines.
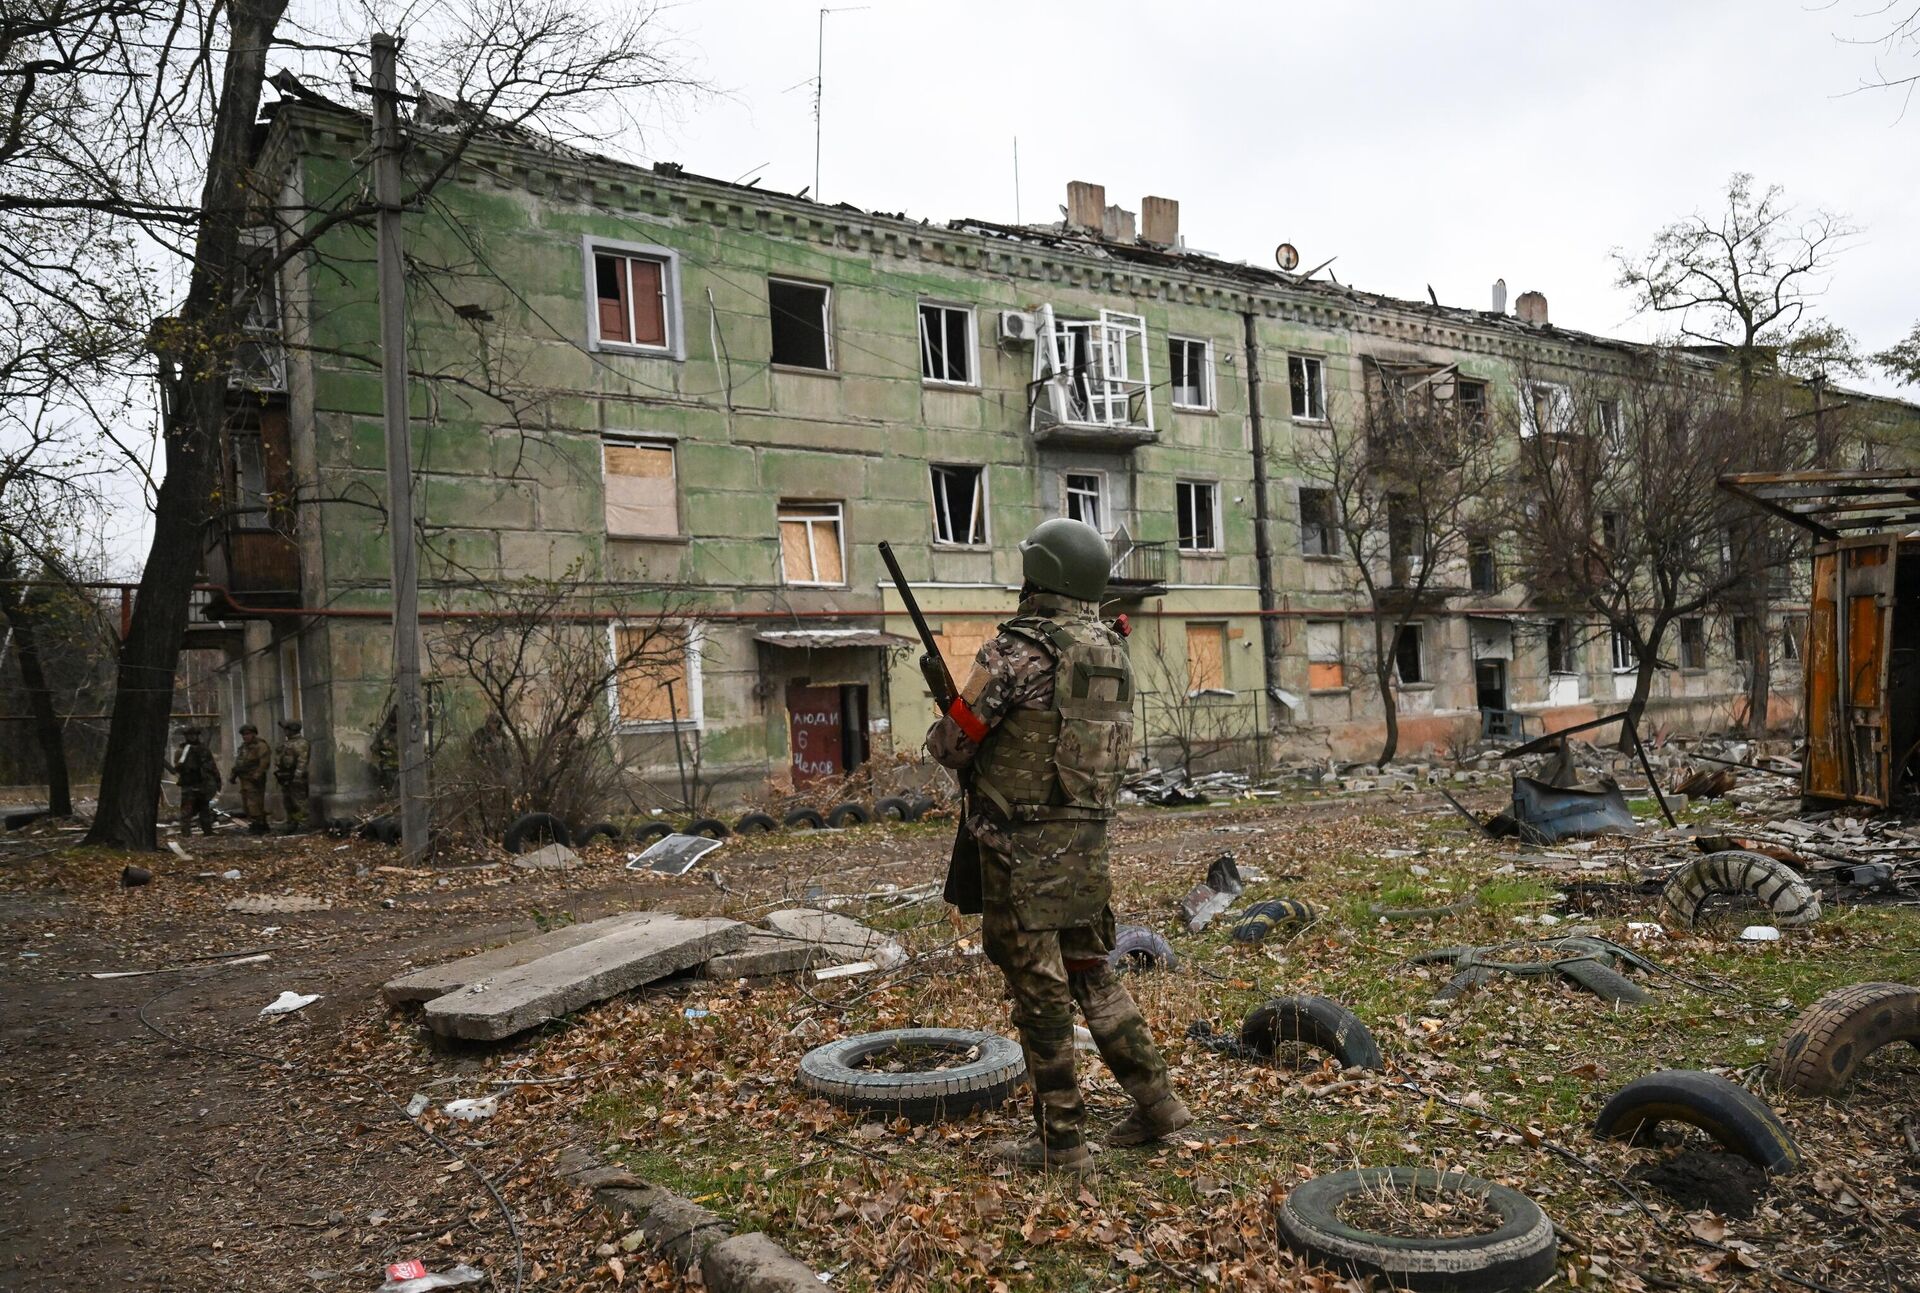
576, 821, 621, 847
873, 796, 914, 822
797, 1028, 1025, 1123
1231, 898, 1324, 943
628, 820, 676, 846
1593, 1069, 1801, 1173
825, 801, 871, 828
1769, 981, 1920, 1098
1276, 1166, 1558, 1293
1239, 996, 1384, 1071
1107, 925, 1178, 973
503, 811, 570, 854
685, 817, 731, 840
733, 812, 780, 835
782, 807, 826, 831
904, 796, 936, 821
370, 816, 402, 846
1662, 850, 1820, 929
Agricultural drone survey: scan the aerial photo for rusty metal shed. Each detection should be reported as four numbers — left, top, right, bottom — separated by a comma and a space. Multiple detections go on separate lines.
1721, 469, 1920, 807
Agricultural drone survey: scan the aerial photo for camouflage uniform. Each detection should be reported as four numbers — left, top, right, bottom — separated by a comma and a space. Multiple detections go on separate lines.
173, 730, 221, 836
928, 591, 1177, 1161
230, 728, 273, 833
371, 710, 398, 796
275, 723, 311, 831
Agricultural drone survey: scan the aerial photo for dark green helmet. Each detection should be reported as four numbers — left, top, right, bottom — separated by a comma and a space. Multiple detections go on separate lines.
1019, 518, 1112, 602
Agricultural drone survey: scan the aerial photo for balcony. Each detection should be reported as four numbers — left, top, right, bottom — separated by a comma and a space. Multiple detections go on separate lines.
202, 523, 301, 616
1107, 535, 1168, 599
1029, 306, 1158, 450
228, 326, 287, 393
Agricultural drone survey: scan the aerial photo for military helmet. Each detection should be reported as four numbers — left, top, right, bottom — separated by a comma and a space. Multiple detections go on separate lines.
1019, 518, 1112, 602
240, 723, 258, 735
280, 719, 302, 733
181, 725, 203, 738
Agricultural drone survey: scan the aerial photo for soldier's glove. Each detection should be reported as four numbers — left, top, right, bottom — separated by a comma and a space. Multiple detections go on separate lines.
918, 653, 950, 706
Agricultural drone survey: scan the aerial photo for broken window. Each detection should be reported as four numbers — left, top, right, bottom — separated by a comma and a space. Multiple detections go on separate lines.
1468, 539, 1497, 594
1610, 625, 1637, 673
1388, 496, 1426, 584
1289, 355, 1326, 421
1601, 511, 1624, 551
1032, 307, 1153, 431
1598, 397, 1624, 449
1064, 472, 1104, 530
919, 302, 973, 385
1523, 381, 1571, 438
1780, 613, 1804, 662
1732, 615, 1754, 663
1679, 617, 1706, 670
1547, 619, 1578, 675
593, 249, 670, 349
1455, 378, 1488, 428
613, 624, 699, 728
278, 637, 302, 723
1186, 622, 1228, 694
1298, 487, 1336, 556
1169, 337, 1213, 410
778, 501, 845, 586
231, 429, 269, 527
931, 464, 986, 546
1394, 623, 1424, 685
1307, 620, 1345, 691
1176, 480, 1219, 552
769, 278, 832, 369
602, 438, 680, 538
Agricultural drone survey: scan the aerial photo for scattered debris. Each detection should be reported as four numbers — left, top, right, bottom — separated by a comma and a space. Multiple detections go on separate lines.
1177, 853, 1244, 932
1593, 1068, 1801, 1173
1740, 925, 1781, 942
761, 908, 906, 969
167, 840, 192, 862
376, 1261, 486, 1292
1412, 937, 1655, 1004
88, 952, 272, 979
120, 865, 152, 888
224, 893, 333, 914
626, 833, 723, 877
1511, 776, 1636, 842
509, 842, 582, 872
260, 990, 320, 1016
1108, 926, 1177, 972
1230, 898, 1323, 943
813, 960, 877, 981
441, 1096, 498, 1122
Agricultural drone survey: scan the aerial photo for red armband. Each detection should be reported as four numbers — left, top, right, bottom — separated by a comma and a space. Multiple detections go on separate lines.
946, 695, 989, 743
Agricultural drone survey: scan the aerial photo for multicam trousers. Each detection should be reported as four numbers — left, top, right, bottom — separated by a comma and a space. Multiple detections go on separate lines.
279, 780, 309, 829
981, 899, 1173, 1153
179, 792, 214, 836
239, 780, 269, 829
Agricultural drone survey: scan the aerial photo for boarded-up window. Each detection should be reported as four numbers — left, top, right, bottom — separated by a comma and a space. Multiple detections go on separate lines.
1187, 622, 1227, 694
1306, 620, 1344, 691
779, 502, 845, 585
935, 620, 993, 687
603, 439, 679, 537
594, 251, 668, 349
614, 625, 696, 727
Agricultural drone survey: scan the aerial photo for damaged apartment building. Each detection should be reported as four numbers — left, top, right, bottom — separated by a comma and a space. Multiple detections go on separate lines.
198, 92, 1920, 812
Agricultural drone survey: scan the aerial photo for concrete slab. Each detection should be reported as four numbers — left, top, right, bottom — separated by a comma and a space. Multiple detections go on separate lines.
761, 908, 905, 967
511, 842, 582, 871
699, 930, 826, 981
225, 894, 334, 914
421, 913, 750, 1040
382, 911, 660, 1005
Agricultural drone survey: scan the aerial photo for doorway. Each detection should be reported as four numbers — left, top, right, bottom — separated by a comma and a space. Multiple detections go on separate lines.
1476, 659, 1510, 736
786, 683, 869, 785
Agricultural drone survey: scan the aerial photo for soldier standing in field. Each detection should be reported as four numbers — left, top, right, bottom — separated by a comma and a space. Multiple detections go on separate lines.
926, 518, 1192, 1178
275, 719, 311, 833
172, 725, 221, 837
230, 723, 272, 834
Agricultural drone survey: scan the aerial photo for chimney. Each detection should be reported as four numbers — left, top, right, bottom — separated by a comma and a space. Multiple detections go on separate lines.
1515, 290, 1548, 326
1491, 278, 1507, 314
1141, 196, 1179, 247
1066, 181, 1105, 232
1101, 203, 1136, 243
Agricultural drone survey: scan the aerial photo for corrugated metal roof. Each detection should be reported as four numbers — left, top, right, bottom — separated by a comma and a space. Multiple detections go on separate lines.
754, 628, 914, 649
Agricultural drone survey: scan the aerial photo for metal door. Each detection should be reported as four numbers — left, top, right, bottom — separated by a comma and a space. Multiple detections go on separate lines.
787, 684, 843, 786
1805, 537, 1897, 804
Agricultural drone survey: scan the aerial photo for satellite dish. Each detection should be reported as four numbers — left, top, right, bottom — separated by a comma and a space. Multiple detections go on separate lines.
1275, 243, 1300, 272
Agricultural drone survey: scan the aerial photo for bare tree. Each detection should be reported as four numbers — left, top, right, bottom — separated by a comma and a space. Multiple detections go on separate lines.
430, 575, 697, 840
1506, 356, 1780, 744
1131, 628, 1257, 780
2, 0, 697, 849
1295, 368, 1510, 766
1833, 2, 1920, 114
1613, 174, 1855, 736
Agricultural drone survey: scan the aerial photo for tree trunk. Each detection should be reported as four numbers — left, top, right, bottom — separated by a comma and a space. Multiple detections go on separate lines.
1373, 615, 1399, 767
83, 0, 288, 851
0, 584, 72, 817
1619, 636, 1663, 751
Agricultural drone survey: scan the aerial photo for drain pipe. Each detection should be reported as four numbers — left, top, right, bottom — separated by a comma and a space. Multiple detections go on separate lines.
1242, 309, 1285, 730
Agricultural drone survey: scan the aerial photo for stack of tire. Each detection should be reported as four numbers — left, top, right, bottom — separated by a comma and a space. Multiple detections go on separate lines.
500, 794, 937, 853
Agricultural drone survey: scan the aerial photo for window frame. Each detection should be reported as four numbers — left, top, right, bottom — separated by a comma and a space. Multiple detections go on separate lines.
1455, 377, 1489, 427
1393, 622, 1425, 685
1679, 617, 1707, 671
1175, 478, 1223, 554
582, 236, 683, 359
777, 499, 848, 588
1467, 538, 1498, 594
1062, 470, 1106, 532
1168, 335, 1216, 411
1546, 618, 1579, 676
929, 463, 989, 548
1610, 624, 1637, 674
917, 300, 977, 387
767, 275, 835, 371
1597, 396, 1624, 450
1185, 620, 1232, 697
1306, 619, 1346, 693
277, 636, 302, 723
608, 621, 705, 733
600, 435, 682, 540
1297, 485, 1337, 558
1288, 354, 1328, 422
1522, 380, 1572, 439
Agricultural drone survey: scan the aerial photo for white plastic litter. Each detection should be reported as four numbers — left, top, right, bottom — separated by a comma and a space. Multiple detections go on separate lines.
441, 1096, 498, 1122
376, 1264, 486, 1292
259, 990, 320, 1016
814, 960, 877, 981
405, 1093, 431, 1118
1625, 922, 1665, 942
1740, 925, 1781, 942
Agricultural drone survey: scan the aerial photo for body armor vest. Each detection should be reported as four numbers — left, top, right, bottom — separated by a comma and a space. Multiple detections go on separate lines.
970, 613, 1133, 823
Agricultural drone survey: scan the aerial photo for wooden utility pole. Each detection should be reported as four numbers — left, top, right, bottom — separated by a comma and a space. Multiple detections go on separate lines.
372, 33, 430, 861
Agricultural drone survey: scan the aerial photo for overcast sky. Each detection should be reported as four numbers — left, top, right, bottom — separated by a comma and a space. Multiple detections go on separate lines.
646, 0, 1918, 394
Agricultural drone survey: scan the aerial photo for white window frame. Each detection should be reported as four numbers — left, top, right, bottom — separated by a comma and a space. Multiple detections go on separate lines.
1393, 622, 1424, 685
1031, 305, 1154, 432
1175, 478, 1223, 554
917, 301, 977, 387
1297, 485, 1338, 557
1288, 354, 1327, 422
1062, 470, 1106, 531
930, 463, 989, 548
778, 500, 847, 587
767, 276, 834, 371
1597, 396, 1624, 450
600, 435, 681, 539
1168, 335, 1215, 411
608, 621, 705, 733
277, 637, 301, 723
1522, 380, 1572, 439
1610, 625, 1637, 673
582, 236, 684, 359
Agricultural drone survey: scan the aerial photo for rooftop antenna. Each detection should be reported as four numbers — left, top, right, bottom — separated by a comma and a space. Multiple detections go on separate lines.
1013, 135, 1021, 225
813, 6, 868, 203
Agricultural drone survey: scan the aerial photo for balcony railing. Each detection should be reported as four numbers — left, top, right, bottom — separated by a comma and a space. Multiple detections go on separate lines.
228, 327, 286, 392
1109, 538, 1168, 588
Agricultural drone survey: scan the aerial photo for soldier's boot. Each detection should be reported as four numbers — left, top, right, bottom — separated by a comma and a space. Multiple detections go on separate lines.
986, 1135, 1095, 1178
1068, 964, 1190, 1147
990, 1020, 1095, 1176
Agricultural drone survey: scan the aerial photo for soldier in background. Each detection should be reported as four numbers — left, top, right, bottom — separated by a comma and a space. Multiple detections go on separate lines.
926, 518, 1191, 1178
470, 712, 509, 773
371, 708, 398, 796
173, 725, 221, 837
275, 719, 311, 833
230, 723, 272, 834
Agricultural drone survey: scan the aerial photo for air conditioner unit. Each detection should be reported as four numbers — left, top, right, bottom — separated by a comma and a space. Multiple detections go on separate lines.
999, 310, 1038, 343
